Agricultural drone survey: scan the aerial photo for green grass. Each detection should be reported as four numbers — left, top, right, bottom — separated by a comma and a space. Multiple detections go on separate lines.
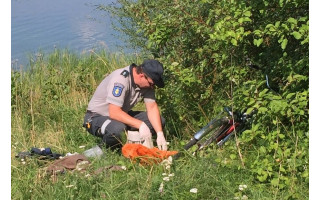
11, 50, 308, 199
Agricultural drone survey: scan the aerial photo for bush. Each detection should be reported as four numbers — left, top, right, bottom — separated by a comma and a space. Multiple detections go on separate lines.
104, 0, 309, 191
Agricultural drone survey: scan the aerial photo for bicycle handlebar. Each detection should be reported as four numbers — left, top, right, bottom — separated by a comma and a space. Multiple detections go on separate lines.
223, 107, 233, 116
223, 106, 257, 123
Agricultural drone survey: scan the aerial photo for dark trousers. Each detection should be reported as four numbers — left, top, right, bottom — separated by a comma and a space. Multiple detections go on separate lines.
83, 111, 165, 149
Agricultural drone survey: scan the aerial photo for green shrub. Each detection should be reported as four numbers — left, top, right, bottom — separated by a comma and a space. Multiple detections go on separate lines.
104, 0, 309, 191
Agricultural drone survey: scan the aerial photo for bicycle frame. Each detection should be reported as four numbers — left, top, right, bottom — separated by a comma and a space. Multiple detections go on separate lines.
179, 106, 256, 157
216, 121, 239, 142
195, 113, 243, 152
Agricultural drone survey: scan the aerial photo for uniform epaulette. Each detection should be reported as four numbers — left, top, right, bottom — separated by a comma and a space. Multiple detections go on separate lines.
120, 70, 129, 78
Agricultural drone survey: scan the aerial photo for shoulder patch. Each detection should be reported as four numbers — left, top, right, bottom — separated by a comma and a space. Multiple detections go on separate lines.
112, 83, 124, 97
120, 70, 129, 78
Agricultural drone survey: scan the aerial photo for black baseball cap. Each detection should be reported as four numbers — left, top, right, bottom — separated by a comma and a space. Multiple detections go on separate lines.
141, 59, 165, 88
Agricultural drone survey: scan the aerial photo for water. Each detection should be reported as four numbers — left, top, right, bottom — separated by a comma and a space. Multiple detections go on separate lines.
11, 0, 132, 68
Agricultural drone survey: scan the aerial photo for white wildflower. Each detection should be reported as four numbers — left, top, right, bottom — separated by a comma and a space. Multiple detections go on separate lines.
121, 166, 127, 170
239, 184, 248, 191
162, 173, 167, 176
168, 173, 175, 177
161, 156, 173, 170
161, 156, 173, 166
158, 182, 164, 193
79, 145, 86, 149
234, 197, 240, 200
242, 195, 248, 200
190, 188, 198, 193
163, 177, 170, 182
66, 185, 74, 188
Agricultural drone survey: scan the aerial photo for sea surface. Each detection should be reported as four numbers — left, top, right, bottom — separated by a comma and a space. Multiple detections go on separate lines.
11, 0, 132, 69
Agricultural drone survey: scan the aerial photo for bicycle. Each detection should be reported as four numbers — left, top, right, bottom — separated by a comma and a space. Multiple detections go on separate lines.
173, 61, 278, 159
174, 106, 256, 158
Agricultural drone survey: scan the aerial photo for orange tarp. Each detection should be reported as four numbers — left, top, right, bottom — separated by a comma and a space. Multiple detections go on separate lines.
122, 143, 178, 165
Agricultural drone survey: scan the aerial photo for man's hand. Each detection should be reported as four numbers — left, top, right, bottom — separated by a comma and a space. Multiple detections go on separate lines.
156, 131, 167, 150
139, 122, 153, 148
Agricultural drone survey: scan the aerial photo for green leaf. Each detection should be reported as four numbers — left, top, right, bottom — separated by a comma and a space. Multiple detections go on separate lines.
254, 38, 263, 47
293, 74, 307, 81
292, 31, 302, 39
281, 38, 288, 49
280, 166, 286, 172
243, 17, 252, 22
253, 30, 262, 36
230, 154, 236, 159
287, 17, 297, 25
259, 146, 266, 154
244, 11, 251, 17
271, 178, 279, 186
243, 90, 249, 96
269, 26, 276, 32
247, 100, 255, 107
286, 93, 295, 99
258, 88, 269, 97
257, 172, 268, 182
302, 170, 309, 177
252, 123, 260, 131
281, 23, 289, 31
231, 38, 238, 46
258, 107, 268, 113
299, 17, 308, 22
279, 0, 284, 7
171, 62, 179, 66
265, 24, 273, 28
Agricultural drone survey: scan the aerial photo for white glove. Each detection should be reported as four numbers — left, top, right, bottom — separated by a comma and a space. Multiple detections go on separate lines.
139, 122, 153, 148
156, 131, 167, 150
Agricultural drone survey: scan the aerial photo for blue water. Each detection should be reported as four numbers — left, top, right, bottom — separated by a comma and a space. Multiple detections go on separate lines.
11, 0, 132, 69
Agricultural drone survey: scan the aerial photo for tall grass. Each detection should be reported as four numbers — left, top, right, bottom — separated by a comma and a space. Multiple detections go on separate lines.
11, 50, 308, 199
12, 49, 137, 150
